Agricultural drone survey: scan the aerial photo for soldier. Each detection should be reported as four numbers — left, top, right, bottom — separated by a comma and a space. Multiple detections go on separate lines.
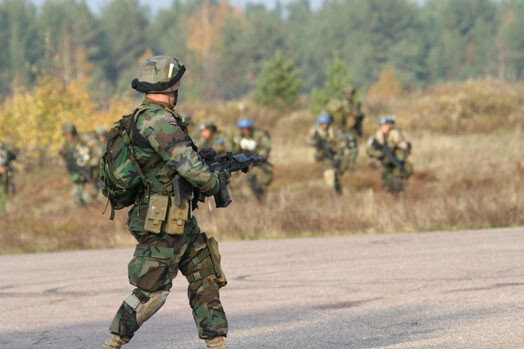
308, 112, 357, 194
59, 122, 93, 206
233, 118, 273, 199
366, 116, 413, 193
326, 85, 363, 169
100, 56, 229, 349
90, 126, 108, 193
0, 142, 17, 213
195, 120, 234, 156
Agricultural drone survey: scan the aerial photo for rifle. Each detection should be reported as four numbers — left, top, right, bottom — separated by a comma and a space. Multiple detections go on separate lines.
371, 139, 408, 175
172, 148, 260, 209
314, 130, 339, 169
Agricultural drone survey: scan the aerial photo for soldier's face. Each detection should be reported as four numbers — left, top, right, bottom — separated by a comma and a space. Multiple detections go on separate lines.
65, 133, 74, 142
201, 129, 212, 139
380, 124, 391, 134
241, 127, 250, 135
99, 135, 106, 143
320, 123, 329, 130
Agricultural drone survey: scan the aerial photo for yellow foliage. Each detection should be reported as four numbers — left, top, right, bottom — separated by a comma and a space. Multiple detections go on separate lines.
368, 66, 401, 100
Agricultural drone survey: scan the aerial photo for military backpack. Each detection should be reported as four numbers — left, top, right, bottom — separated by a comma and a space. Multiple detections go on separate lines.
99, 107, 151, 219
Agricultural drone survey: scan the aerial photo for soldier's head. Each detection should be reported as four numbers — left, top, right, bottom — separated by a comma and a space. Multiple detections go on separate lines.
378, 116, 395, 133
342, 84, 356, 100
62, 122, 77, 142
95, 126, 108, 143
317, 111, 331, 130
132, 56, 186, 108
237, 118, 253, 136
200, 119, 217, 139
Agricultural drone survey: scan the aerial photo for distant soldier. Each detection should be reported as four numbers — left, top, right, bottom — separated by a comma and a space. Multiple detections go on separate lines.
0, 142, 17, 213
366, 116, 413, 193
233, 118, 273, 199
90, 126, 108, 193
195, 120, 234, 156
327, 84, 365, 137
59, 122, 93, 206
308, 112, 357, 194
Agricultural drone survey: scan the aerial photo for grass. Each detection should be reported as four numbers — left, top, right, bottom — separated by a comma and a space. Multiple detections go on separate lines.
1, 80, 523, 253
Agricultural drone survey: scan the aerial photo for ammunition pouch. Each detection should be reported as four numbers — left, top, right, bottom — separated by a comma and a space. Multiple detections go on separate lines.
182, 233, 227, 288
144, 193, 191, 234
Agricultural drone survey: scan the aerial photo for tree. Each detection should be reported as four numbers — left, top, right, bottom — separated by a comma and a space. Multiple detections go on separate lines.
253, 50, 301, 109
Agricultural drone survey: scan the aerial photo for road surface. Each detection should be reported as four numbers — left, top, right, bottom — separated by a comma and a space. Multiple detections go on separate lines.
1, 227, 523, 348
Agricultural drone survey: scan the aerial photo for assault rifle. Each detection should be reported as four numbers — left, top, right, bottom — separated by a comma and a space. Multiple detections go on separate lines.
371, 139, 408, 175
314, 130, 339, 169
173, 148, 260, 209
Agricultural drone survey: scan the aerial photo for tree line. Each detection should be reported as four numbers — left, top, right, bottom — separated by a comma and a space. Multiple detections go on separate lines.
2, 0, 524, 102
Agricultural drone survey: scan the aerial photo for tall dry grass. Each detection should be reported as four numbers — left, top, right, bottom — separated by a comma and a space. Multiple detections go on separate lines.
0, 79, 523, 253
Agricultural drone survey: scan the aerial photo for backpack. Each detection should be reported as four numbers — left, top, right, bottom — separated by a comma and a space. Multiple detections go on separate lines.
100, 107, 151, 220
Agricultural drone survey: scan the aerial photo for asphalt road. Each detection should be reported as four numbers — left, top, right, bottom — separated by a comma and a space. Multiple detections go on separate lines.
1, 227, 523, 349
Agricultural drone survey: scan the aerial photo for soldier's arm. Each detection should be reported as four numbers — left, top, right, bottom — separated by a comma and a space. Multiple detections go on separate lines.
222, 133, 234, 153
366, 137, 382, 159
144, 114, 218, 193
258, 131, 271, 159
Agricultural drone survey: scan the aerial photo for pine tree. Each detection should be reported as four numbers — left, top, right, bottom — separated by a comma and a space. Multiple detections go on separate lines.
253, 50, 301, 109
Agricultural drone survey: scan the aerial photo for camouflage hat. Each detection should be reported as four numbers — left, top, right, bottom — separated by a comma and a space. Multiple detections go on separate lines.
95, 126, 108, 137
131, 56, 186, 94
342, 84, 356, 95
377, 116, 395, 125
199, 119, 217, 131
62, 121, 77, 135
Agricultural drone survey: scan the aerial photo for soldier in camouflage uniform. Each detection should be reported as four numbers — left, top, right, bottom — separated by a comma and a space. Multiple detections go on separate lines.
59, 122, 93, 206
308, 112, 357, 194
233, 118, 273, 199
366, 116, 413, 193
326, 84, 363, 168
90, 126, 108, 193
100, 56, 229, 349
195, 120, 234, 156
0, 142, 16, 213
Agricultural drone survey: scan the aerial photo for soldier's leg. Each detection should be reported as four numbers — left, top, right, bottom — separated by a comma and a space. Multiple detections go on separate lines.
103, 231, 192, 347
382, 167, 403, 193
256, 164, 273, 193
246, 169, 264, 199
323, 168, 341, 194
71, 183, 84, 206
0, 183, 7, 213
179, 229, 228, 343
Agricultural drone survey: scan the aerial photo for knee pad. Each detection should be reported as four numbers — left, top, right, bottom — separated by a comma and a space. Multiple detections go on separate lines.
124, 289, 169, 326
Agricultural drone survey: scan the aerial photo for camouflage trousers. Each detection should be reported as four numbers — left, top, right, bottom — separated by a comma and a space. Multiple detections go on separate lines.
246, 164, 273, 199
382, 161, 413, 193
320, 159, 342, 194
71, 182, 93, 206
109, 218, 228, 340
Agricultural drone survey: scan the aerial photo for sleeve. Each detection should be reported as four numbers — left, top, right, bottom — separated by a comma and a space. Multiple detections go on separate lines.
307, 127, 318, 147
143, 113, 218, 193
258, 131, 271, 159
366, 137, 382, 159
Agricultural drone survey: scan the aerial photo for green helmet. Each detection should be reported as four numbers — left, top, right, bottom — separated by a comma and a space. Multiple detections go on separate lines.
342, 84, 355, 95
131, 56, 186, 94
62, 122, 77, 136
199, 119, 217, 132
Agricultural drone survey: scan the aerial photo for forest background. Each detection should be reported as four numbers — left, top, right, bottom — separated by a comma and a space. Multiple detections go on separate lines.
0, 0, 523, 253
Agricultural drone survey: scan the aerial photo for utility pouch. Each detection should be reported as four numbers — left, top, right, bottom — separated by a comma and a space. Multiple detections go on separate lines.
204, 233, 227, 288
144, 194, 169, 234
165, 197, 189, 235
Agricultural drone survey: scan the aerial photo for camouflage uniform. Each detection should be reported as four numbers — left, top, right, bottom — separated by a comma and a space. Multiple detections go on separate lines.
366, 118, 413, 193
233, 120, 273, 199
0, 142, 16, 213
90, 126, 108, 194
195, 120, 234, 156
101, 56, 228, 349
59, 123, 93, 206
326, 85, 363, 168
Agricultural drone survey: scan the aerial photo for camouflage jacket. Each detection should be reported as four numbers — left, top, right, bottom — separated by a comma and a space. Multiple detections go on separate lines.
195, 130, 234, 156
59, 136, 92, 183
308, 125, 352, 160
128, 100, 218, 232
233, 127, 271, 160
0, 144, 16, 187
327, 97, 363, 130
366, 127, 411, 161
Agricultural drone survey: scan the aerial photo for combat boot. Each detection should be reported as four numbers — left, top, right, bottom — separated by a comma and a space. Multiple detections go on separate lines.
99, 333, 129, 349
205, 336, 227, 349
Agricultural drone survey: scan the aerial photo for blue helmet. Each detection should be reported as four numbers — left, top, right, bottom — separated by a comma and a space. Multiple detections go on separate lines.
237, 119, 253, 128
377, 116, 395, 125
317, 111, 331, 124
